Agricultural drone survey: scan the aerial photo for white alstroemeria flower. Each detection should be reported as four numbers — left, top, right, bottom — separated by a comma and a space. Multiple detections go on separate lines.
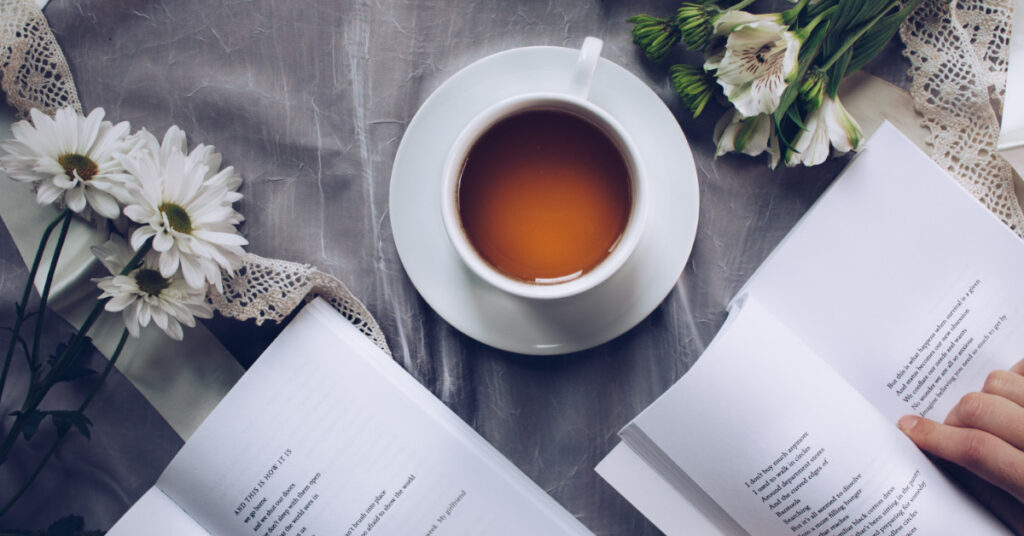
704, 11, 800, 117
0, 107, 133, 219
92, 238, 213, 340
786, 95, 864, 167
713, 109, 780, 167
119, 127, 247, 291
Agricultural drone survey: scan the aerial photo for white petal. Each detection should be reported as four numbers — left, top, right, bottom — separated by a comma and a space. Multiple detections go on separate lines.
159, 246, 181, 278
36, 182, 63, 205
123, 309, 141, 338
85, 188, 121, 219
152, 229, 175, 252
131, 226, 156, 250
163, 319, 184, 341
823, 97, 863, 153
191, 229, 248, 247
65, 186, 87, 212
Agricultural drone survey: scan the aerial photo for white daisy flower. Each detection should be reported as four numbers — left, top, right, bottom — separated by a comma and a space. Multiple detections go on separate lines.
786, 95, 864, 167
713, 109, 780, 168
92, 238, 213, 341
704, 11, 801, 117
127, 126, 244, 223
119, 127, 247, 291
0, 107, 134, 219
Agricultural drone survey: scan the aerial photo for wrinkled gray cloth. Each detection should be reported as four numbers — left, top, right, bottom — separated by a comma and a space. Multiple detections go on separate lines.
0, 0, 910, 533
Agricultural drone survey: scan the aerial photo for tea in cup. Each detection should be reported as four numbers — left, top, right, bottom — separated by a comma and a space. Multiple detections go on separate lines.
441, 37, 647, 300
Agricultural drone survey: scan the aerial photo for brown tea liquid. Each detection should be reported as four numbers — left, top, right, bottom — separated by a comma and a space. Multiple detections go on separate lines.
457, 110, 632, 283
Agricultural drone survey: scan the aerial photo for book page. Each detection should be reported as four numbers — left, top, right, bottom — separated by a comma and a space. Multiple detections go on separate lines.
740, 122, 1024, 422
108, 488, 209, 535
149, 299, 591, 536
626, 298, 1008, 536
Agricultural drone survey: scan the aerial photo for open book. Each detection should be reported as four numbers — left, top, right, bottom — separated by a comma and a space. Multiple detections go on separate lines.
108, 299, 593, 535
597, 122, 1024, 535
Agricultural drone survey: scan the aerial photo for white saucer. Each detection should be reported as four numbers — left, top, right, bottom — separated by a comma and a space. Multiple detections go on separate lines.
389, 45, 699, 355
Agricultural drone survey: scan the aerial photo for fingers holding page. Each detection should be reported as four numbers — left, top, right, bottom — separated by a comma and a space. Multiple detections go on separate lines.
898, 414, 1024, 504
981, 369, 1024, 407
943, 391, 1024, 451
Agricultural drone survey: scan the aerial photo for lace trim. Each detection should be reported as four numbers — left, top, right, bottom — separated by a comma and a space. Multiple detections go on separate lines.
0, 0, 81, 117
900, 0, 1024, 238
0, 0, 390, 354
209, 254, 391, 356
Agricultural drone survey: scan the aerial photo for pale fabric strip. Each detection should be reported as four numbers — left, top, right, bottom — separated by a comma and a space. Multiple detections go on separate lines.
900, 0, 1024, 238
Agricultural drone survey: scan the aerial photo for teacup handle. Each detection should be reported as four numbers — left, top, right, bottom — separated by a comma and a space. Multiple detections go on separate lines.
568, 37, 603, 100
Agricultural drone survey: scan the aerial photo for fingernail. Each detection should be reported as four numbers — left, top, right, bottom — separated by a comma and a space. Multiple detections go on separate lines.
898, 415, 919, 433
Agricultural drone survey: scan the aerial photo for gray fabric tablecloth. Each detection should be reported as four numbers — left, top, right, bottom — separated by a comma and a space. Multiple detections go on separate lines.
0, 0, 911, 532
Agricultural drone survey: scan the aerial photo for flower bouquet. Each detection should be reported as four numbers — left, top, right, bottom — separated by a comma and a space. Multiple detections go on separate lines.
0, 107, 247, 517
630, 0, 922, 167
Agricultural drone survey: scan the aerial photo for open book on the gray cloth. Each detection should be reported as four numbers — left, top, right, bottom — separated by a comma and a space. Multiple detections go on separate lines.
597, 122, 1024, 535
108, 298, 592, 536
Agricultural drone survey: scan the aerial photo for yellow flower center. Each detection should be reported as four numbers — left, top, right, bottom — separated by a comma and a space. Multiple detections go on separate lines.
134, 268, 170, 296
58, 153, 98, 181
158, 202, 192, 234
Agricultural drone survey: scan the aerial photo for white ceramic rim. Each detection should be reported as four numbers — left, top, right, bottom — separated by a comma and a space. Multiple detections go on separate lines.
440, 92, 647, 300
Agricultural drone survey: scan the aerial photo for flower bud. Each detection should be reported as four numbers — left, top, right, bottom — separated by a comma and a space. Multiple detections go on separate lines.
676, 3, 719, 51
627, 14, 681, 63
799, 70, 827, 111
670, 64, 716, 118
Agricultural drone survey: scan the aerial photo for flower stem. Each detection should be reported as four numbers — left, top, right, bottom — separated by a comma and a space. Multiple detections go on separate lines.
0, 329, 130, 518
30, 211, 73, 371
796, 7, 836, 42
78, 329, 129, 413
725, 0, 757, 12
0, 209, 69, 407
782, 0, 812, 26
0, 239, 152, 466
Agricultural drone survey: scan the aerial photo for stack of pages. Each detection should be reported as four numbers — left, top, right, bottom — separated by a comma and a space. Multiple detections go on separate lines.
598, 123, 1024, 535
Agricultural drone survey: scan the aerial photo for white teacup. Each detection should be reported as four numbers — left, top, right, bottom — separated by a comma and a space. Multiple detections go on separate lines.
440, 37, 647, 300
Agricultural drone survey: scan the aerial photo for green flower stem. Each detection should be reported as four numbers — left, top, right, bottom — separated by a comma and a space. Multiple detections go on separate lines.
37, 237, 151, 392
796, 7, 836, 42
725, 0, 758, 12
30, 211, 74, 372
782, 0, 812, 26
0, 238, 152, 466
820, 6, 890, 71
0, 209, 69, 407
0, 328, 130, 518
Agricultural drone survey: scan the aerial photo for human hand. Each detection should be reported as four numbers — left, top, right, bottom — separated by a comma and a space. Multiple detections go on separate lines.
898, 358, 1024, 532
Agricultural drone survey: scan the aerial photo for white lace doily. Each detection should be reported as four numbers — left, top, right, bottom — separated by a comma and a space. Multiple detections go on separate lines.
901, 0, 1024, 238
0, 0, 80, 118
0, 0, 391, 355
210, 254, 390, 355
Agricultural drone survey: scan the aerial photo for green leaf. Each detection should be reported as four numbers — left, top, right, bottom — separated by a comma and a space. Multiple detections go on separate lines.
845, 0, 922, 75
826, 49, 851, 96
48, 410, 93, 439
786, 106, 806, 130
15, 410, 46, 441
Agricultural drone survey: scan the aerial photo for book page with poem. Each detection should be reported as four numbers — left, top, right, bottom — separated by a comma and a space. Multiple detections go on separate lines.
741, 123, 1024, 422
631, 298, 1008, 536
140, 299, 592, 536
